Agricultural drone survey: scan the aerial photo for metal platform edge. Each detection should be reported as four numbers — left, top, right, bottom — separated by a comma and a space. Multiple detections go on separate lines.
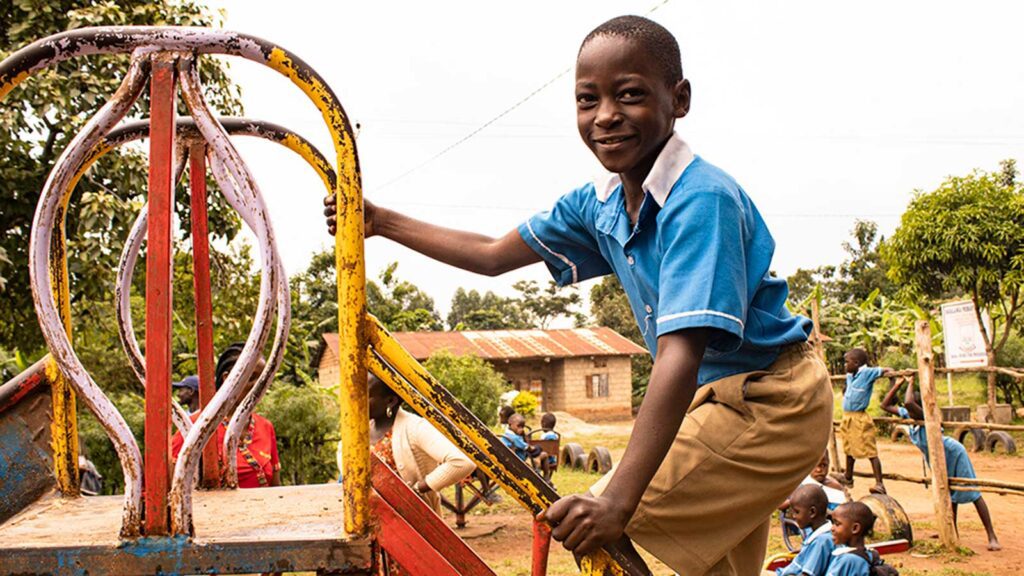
0, 534, 374, 576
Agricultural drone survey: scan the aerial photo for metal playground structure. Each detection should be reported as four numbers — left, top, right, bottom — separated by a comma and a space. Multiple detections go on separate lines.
0, 27, 651, 575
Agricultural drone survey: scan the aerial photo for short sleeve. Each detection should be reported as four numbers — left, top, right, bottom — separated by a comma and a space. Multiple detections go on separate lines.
655, 190, 747, 351
799, 540, 832, 575
518, 186, 612, 286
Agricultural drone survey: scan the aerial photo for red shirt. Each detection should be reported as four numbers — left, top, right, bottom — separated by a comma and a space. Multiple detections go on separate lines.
171, 412, 280, 488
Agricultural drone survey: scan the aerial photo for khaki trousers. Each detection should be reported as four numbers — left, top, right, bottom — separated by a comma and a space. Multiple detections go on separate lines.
592, 343, 833, 575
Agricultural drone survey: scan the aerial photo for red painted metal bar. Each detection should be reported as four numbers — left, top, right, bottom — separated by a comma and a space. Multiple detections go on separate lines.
0, 357, 49, 414
370, 493, 459, 576
370, 455, 494, 576
144, 55, 177, 535
531, 519, 552, 576
188, 142, 219, 489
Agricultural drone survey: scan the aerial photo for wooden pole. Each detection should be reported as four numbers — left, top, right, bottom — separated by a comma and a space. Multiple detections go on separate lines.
811, 297, 843, 474
915, 320, 959, 549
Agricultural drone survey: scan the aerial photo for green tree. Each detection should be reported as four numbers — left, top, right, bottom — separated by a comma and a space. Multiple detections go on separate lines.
447, 287, 530, 330
423, 350, 509, 425
260, 382, 339, 485
884, 159, 1024, 411
786, 220, 890, 306
590, 276, 651, 405
0, 0, 242, 357
512, 280, 586, 329
367, 262, 443, 332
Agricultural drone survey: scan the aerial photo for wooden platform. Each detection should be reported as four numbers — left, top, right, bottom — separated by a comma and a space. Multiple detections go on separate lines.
0, 483, 373, 575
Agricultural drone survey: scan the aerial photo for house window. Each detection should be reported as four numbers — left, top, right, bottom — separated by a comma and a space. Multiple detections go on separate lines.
529, 379, 543, 394
586, 373, 609, 398
593, 357, 607, 368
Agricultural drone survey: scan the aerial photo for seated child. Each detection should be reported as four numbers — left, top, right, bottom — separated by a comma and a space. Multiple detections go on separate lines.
776, 484, 835, 576
828, 502, 897, 576
538, 412, 559, 468
880, 379, 1001, 551
501, 413, 551, 477
840, 348, 891, 494
782, 451, 850, 513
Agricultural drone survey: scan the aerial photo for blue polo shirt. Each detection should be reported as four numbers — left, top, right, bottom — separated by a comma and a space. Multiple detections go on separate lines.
517, 133, 811, 385
897, 407, 981, 504
777, 521, 835, 576
842, 366, 884, 412
826, 550, 872, 576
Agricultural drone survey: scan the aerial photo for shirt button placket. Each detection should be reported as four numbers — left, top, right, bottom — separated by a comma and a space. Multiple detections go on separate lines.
627, 255, 635, 266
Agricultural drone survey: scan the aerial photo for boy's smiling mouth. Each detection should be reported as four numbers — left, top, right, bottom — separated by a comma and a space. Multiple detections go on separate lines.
594, 134, 635, 148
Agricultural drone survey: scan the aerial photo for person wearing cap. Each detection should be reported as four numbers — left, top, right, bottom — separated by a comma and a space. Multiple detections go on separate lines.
173, 375, 200, 413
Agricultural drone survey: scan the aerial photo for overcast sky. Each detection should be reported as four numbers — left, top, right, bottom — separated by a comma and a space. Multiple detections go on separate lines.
208, 0, 1024, 320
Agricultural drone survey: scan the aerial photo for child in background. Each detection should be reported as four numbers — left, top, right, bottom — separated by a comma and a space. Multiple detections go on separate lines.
840, 349, 891, 493
780, 451, 850, 513
776, 485, 834, 576
538, 412, 559, 471
501, 413, 552, 478
827, 502, 896, 576
880, 379, 1000, 551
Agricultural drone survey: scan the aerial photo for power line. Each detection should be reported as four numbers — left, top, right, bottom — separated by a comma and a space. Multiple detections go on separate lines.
375, 0, 674, 191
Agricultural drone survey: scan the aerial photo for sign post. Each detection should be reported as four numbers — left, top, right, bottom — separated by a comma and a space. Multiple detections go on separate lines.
939, 301, 989, 407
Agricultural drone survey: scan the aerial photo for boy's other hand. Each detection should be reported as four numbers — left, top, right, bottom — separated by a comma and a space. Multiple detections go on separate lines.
539, 494, 631, 556
323, 194, 379, 237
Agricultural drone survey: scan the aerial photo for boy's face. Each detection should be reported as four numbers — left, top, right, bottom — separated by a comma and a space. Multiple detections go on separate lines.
509, 418, 525, 435
831, 508, 859, 546
575, 35, 689, 183
843, 353, 859, 374
811, 453, 829, 484
788, 500, 817, 530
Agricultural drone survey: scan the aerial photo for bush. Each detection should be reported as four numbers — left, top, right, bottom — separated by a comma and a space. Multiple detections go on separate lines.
259, 383, 339, 486
423, 350, 510, 426
78, 391, 145, 495
511, 390, 538, 418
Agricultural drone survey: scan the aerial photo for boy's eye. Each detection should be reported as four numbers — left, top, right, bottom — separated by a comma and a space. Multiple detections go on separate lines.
576, 93, 597, 108
620, 89, 645, 102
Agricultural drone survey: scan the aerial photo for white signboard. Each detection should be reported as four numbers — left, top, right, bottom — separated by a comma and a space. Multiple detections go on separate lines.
940, 301, 989, 368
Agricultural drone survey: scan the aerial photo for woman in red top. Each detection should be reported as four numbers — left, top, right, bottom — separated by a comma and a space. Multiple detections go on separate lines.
171, 343, 281, 487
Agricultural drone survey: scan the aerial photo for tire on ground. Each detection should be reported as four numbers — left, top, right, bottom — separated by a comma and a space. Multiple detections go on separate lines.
587, 446, 613, 475
985, 430, 1018, 455
890, 426, 909, 443
955, 427, 987, 453
560, 443, 585, 470
859, 493, 914, 545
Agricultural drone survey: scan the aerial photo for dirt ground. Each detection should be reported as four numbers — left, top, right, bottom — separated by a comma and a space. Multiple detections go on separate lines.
449, 415, 1023, 575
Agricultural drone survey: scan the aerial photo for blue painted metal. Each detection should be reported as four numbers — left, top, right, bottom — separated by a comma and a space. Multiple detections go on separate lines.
0, 378, 54, 524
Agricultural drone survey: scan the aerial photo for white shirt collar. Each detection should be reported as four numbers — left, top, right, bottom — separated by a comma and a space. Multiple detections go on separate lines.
593, 132, 694, 207
805, 521, 833, 544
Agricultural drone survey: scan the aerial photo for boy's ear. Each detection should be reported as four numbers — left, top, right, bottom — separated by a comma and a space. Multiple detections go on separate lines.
673, 79, 691, 118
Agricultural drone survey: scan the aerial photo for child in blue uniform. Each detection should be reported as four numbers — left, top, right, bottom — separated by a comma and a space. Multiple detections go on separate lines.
839, 348, 891, 494
777, 485, 834, 576
880, 380, 1000, 551
325, 15, 832, 574
827, 502, 879, 576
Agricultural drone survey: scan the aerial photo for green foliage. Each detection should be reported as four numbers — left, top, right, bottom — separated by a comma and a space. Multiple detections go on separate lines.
884, 159, 1024, 355
368, 261, 443, 331
0, 0, 243, 357
589, 276, 651, 402
511, 280, 586, 329
423, 350, 509, 425
448, 287, 531, 330
995, 333, 1024, 406
787, 220, 892, 305
511, 390, 538, 418
823, 289, 937, 363
259, 383, 339, 485
78, 391, 145, 495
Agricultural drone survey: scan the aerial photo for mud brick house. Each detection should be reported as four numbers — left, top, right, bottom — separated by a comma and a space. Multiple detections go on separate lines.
318, 328, 645, 420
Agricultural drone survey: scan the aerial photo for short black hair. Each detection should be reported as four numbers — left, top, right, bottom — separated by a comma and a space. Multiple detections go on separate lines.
215, 342, 247, 390
499, 405, 515, 424
541, 412, 557, 430
791, 484, 828, 515
845, 348, 869, 366
580, 15, 683, 86
837, 501, 876, 536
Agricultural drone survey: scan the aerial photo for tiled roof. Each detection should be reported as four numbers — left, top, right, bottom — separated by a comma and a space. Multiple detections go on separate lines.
321, 327, 647, 363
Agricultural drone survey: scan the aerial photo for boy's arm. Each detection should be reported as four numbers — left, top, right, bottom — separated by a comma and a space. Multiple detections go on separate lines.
880, 379, 902, 416
324, 195, 541, 276
540, 329, 706, 555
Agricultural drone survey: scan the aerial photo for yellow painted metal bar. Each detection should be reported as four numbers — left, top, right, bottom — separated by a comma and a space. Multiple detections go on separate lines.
366, 316, 626, 575
262, 48, 368, 536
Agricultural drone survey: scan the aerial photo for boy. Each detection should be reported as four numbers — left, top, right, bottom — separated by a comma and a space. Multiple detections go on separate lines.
839, 349, 890, 494
326, 15, 831, 574
538, 412, 559, 473
827, 502, 876, 576
780, 451, 849, 513
880, 379, 1000, 551
501, 413, 552, 477
777, 485, 834, 576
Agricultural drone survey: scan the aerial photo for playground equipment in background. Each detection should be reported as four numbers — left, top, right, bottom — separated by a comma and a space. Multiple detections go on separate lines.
0, 26, 650, 576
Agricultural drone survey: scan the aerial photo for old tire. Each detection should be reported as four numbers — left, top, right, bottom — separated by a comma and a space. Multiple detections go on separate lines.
587, 446, 613, 475
859, 493, 913, 545
561, 443, 585, 469
955, 427, 987, 453
985, 431, 1018, 455
890, 426, 910, 444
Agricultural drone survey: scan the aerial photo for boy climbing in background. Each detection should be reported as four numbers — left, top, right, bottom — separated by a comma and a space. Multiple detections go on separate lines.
326, 15, 832, 574
839, 348, 891, 494
776, 484, 834, 576
880, 379, 1001, 551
